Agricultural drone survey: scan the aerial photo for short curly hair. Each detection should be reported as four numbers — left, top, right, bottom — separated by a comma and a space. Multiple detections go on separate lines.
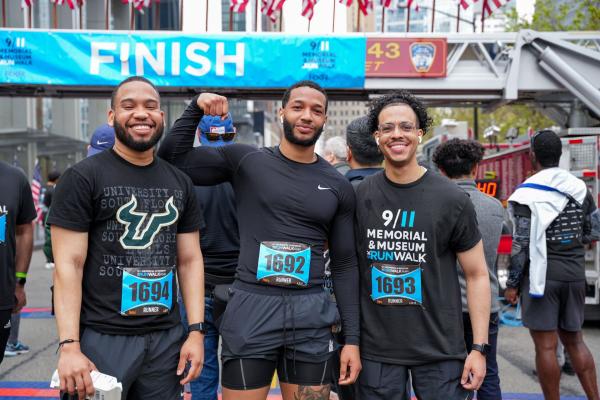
367, 91, 432, 136
432, 138, 485, 178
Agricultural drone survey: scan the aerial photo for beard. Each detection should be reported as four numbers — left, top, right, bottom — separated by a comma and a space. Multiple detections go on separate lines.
113, 119, 164, 152
282, 117, 324, 147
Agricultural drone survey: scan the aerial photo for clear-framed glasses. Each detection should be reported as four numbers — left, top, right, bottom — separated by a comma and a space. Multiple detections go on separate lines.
377, 122, 418, 136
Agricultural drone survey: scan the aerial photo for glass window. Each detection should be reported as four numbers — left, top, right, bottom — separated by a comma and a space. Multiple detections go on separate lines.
134, 0, 180, 31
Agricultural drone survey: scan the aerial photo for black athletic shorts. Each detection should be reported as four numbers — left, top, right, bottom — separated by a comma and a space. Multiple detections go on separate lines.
358, 358, 473, 400
79, 324, 185, 399
222, 353, 333, 390
219, 280, 340, 389
521, 279, 585, 332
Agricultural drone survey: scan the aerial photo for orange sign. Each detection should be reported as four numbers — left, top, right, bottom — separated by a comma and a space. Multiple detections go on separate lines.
476, 179, 500, 199
365, 38, 447, 78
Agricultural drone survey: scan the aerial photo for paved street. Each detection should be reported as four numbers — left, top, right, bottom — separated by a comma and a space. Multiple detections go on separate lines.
1, 249, 599, 399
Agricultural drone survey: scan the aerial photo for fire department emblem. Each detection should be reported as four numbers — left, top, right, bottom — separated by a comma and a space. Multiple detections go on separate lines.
410, 42, 436, 73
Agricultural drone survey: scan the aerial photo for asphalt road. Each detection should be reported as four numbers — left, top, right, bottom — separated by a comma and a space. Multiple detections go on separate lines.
1, 249, 600, 399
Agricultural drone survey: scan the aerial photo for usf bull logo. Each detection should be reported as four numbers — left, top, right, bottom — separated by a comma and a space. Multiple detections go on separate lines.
117, 195, 179, 250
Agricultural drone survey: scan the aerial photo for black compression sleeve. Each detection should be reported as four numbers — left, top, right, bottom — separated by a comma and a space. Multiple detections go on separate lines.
329, 185, 360, 345
158, 95, 202, 162
158, 95, 252, 185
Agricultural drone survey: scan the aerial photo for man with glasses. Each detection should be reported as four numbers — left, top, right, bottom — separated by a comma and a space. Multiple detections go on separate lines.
354, 91, 491, 400
505, 130, 599, 400
158, 80, 361, 400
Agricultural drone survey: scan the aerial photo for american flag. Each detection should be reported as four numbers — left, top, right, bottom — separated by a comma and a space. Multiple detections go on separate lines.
51, 0, 78, 9
122, 0, 152, 11
230, 0, 250, 13
30, 161, 44, 225
357, 0, 373, 15
301, 0, 318, 20
262, 0, 285, 22
407, 0, 420, 11
459, 0, 510, 17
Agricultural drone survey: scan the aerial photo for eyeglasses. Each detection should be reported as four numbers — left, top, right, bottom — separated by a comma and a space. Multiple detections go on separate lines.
377, 122, 418, 136
205, 131, 236, 142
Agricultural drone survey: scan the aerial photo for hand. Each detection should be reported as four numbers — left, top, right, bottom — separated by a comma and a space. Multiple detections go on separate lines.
338, 344, 361, 385
57, 345, 97, 399
504, 287, 519, 305
197, 93, 229, 117
13, 285, 26, 313
461, 350, 486, 391
178, 331, 204, 385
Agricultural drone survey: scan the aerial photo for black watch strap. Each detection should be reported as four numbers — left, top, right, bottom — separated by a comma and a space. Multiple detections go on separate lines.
471, 343, 490, 356
188, 322, 207, 334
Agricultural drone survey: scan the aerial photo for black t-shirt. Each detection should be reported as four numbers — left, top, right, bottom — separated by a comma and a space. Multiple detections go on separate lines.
157, 97, 360, 344
195, 184, 239, 287
356, 171, 481, 365
512, 191, 595, 282
47, 150, 203, 335
0, 162, 37, 310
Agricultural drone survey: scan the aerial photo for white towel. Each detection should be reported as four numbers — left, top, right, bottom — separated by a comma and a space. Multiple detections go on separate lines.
508, 167, 587, 297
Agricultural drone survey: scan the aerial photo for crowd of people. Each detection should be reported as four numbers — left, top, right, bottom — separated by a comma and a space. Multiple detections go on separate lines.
0, 77, 598, 400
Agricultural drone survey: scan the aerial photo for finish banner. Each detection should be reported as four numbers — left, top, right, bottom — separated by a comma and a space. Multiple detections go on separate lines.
0, 30, 366, 89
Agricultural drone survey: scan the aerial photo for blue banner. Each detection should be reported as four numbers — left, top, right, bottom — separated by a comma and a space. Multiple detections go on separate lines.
0, 30, 366, 89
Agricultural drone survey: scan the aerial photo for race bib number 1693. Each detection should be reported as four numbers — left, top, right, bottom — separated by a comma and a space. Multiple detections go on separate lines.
370, 263, 422, 306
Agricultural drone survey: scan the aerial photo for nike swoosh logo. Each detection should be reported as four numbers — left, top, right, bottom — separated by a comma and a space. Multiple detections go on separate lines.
96, 141, 110, 146
318, 185, 332, 190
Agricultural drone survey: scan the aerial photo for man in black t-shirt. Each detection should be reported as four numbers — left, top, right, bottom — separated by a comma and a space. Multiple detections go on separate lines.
48, 76, 206, 400
158, 80, 361, 400
355, 91, 491, 400
0, 161, 36, 365
505, 130, 599, 400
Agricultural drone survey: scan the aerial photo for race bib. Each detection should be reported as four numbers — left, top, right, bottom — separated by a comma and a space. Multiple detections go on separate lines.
120, 267, 174, 316
257, 241, 311, 287
370, 263, 422, 305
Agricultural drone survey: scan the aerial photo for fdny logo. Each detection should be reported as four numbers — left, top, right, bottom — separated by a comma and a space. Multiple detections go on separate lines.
410, 42, 436, 73
116, 195, 178, 250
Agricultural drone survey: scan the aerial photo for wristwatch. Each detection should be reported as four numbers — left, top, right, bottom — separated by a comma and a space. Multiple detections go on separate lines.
471, 343, 491, 356
188, 322, 207, 335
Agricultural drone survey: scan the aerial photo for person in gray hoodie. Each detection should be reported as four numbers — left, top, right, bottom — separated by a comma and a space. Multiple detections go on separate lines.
433, 138, 506, 400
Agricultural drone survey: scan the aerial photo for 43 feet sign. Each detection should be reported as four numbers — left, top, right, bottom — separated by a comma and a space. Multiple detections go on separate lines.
366, 37, 447, 78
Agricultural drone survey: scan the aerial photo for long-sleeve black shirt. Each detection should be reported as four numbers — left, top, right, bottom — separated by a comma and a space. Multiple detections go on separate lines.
158, 97, 360, 344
